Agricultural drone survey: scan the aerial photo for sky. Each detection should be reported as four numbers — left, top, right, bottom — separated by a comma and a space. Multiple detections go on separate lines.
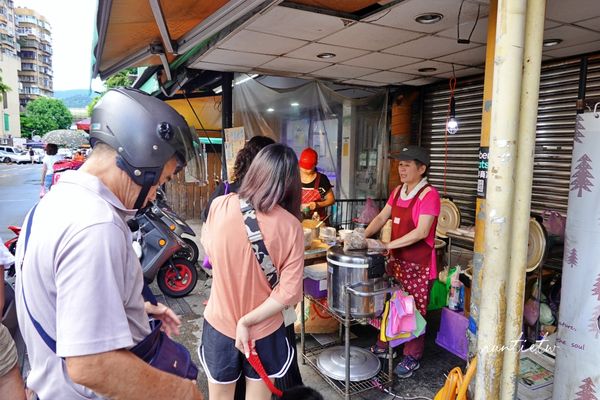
14, 0, 102, 92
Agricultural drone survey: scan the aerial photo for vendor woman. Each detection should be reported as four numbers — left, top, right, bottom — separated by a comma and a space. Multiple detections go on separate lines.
365, 145, 440, 379
299, 147, 335, 220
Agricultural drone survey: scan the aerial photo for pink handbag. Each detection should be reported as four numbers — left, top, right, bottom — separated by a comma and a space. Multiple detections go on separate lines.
386, 291, 417, 337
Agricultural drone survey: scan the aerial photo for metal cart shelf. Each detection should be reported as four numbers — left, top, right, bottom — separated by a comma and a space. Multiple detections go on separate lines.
299, 281, 399, 399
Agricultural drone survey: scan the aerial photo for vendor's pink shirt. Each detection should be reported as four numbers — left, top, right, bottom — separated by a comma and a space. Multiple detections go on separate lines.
387, 186, 441, 280
202, 193, 304, 340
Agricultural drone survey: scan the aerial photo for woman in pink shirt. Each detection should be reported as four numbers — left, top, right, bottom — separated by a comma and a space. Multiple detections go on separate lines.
200, 144, 304, 400
365, 145, 440, 379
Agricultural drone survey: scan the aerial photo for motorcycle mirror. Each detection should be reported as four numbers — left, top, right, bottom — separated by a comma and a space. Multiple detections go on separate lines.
127, 219, 140, 232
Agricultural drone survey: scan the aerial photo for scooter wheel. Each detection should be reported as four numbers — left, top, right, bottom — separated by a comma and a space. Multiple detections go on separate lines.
174, 238, 199, 264
157, 258, 198, 298
7, 240, 17, 255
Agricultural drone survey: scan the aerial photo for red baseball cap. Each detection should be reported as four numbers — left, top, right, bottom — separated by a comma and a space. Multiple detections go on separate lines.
299, 148, 318, 170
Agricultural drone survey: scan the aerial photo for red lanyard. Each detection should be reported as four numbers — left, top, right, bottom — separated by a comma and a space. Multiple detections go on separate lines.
246, 350, 283, 397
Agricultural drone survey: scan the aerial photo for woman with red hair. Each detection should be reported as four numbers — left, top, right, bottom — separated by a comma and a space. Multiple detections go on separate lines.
299, 148, 335, 220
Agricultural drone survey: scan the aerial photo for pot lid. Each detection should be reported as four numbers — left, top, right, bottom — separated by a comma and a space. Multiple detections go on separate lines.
527, 218, 547, 272
327, 245, 383, 267
437, 198, 461, 238
316, 346, 381, 382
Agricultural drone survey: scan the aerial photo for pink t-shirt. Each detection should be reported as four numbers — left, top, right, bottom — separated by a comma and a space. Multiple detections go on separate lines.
202, 193, 304, 340
387, 185, 441, 280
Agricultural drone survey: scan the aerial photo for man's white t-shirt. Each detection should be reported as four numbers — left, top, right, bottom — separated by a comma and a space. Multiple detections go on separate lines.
15, 170, 151, 399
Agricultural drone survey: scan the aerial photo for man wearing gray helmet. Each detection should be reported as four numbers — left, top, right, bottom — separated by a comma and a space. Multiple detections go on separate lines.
14, 88, 203, 400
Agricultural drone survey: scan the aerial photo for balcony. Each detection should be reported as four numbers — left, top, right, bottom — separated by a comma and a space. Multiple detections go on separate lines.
0, 37, 14, 46
19, 86, 41, 95
21, 64, 37, 72
18, 39, 38, 49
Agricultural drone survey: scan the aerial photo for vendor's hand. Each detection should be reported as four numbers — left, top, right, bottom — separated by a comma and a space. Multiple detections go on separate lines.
308, 202, 317, 211
145, 302, 181, 337
235, 317, 255, 357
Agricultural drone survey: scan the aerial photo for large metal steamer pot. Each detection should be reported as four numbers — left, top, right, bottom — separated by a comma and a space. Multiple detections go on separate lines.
327, 246, 388, 317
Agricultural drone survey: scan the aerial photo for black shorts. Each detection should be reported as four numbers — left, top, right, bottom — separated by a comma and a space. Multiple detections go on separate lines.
198, 319, 294, 384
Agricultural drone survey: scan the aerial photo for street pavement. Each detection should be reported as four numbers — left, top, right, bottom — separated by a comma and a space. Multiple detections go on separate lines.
0, 163, 41, 240
1, 164, 460, 399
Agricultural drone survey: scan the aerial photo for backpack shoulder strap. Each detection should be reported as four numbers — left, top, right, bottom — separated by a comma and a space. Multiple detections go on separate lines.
239, 197, 279, 288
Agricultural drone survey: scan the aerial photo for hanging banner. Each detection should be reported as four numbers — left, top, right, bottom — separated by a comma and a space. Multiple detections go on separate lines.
224, 126, 245, 180
553, 111, 600, 399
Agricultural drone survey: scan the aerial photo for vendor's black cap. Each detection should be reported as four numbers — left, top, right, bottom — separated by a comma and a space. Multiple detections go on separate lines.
391, 145, 430, 166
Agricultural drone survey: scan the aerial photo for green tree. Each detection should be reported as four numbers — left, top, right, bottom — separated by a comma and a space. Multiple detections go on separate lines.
87, 67, 136, 116
0, 75, 11, 97
86, 96, 100, 116
20, 97, 72, 138
105, 67, 136, 88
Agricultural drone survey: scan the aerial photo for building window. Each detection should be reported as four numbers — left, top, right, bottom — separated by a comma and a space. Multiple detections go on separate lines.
20, 50, 35, 59
4, 114, 9, 131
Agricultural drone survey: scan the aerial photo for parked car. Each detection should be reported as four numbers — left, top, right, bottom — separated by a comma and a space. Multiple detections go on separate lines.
0, 145, 20, 159
0, 150, 33, 164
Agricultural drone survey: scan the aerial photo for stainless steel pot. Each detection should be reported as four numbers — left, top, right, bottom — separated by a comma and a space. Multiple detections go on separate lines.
327, 246, 388, 317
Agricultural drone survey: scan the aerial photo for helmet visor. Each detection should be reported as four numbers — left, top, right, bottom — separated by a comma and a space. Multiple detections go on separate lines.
171, 126, 206, 184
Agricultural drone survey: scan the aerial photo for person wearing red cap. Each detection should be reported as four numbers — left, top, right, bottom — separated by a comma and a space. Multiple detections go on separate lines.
299, 148, 335, 220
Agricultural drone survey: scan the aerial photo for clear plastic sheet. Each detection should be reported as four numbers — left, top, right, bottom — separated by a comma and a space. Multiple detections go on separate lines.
233, 76, 389, 199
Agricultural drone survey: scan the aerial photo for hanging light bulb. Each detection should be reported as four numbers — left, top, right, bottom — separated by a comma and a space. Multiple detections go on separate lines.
447, 96, 459, 134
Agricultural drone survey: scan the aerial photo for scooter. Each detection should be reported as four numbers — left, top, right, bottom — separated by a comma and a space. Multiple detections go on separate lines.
3, 250, 29, 379
154, 189, 199, 264
4, 225, 20, 255
132, 204, 198, 298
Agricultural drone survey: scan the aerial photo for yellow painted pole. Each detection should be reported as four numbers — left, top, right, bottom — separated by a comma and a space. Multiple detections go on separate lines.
501, 0, 546, 398
469, 0, 497, 353
474, 0, 526, 398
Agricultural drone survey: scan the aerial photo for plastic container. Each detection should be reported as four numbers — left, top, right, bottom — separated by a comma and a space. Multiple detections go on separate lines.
303, 228, 313, 249
304, 262, 328, 298
435, 307, 468, 360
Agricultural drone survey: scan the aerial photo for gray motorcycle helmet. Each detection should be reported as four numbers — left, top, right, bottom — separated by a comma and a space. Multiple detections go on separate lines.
90, 87, 195, 209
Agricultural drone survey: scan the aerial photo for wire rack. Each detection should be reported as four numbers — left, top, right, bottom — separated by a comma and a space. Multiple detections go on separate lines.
304, 293, 369, 326
302, 344, 393, 398
300, 292, 395, 399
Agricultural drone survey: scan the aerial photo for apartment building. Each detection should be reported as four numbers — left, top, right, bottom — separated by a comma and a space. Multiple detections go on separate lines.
15, 6, 52, 109
0, 0, 21, 139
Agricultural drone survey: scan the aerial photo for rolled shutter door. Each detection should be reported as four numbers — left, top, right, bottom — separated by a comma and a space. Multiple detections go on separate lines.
420, 53, 600, 225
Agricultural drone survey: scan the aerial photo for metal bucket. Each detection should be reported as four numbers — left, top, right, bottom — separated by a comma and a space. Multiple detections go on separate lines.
326, 246, 387, 318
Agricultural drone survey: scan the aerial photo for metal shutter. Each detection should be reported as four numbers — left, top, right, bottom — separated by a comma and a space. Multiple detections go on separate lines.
420, 53, 600, 226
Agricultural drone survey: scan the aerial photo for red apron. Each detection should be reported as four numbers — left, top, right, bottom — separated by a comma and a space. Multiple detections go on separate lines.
301, 174, 326, 220
388, 185, 435, 315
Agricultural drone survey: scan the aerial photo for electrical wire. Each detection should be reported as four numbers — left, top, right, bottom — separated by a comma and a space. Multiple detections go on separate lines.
362, 8, 393, 23
457, 0, 481, 44
443, 65, 458, 196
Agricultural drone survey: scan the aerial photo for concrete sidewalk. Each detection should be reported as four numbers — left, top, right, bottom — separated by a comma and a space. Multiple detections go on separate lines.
164, 219, 464, 399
